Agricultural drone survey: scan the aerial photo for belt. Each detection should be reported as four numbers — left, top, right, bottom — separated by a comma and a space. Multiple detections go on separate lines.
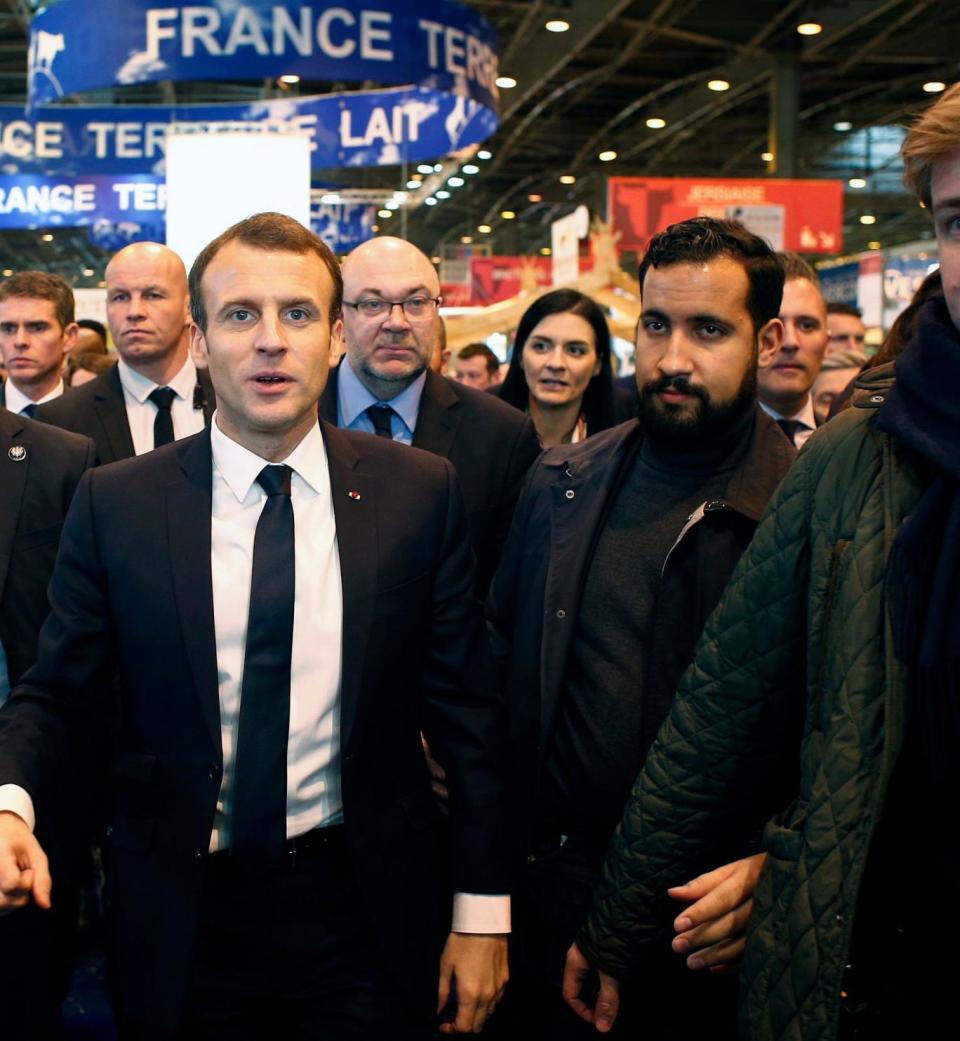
212, 824, 346, 871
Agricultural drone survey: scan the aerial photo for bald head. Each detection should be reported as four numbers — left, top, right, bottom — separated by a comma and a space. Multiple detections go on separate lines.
340, 237, 442, 401
105, 241, 191, 383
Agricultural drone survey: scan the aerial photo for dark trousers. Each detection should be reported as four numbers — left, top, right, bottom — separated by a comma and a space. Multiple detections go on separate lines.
179, 828, 430, 1041
489, 838, 738, 1041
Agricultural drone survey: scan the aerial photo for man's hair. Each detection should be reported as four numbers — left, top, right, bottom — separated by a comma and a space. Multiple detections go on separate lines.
189, 212, 343, 331
826, 302, 862, 318
0, 270, 75, 328
457, 342, 499, 375
639, 217, 784, 333
77, 317, 107, 339
820, 349, 867, 370
902, 82, 960, 209
776, 251, 820, 287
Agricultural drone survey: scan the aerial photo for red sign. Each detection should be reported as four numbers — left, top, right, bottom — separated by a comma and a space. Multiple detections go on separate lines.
441, 256, 596, 308
608, 177, 844, 255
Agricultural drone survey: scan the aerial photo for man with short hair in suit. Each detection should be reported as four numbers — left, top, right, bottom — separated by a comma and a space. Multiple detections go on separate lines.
0, 213, 509, 1040
0, 407, 95, 1038
323, 236, 540, 594
37, 242, 214, 461
0, 271, 77, 416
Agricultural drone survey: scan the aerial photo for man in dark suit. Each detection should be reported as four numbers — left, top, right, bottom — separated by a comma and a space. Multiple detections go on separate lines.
324, 236, 540, 594
0, 271, 77, 416
36, 242, 214, 462
0, 213, 508, 1040
0, 407, 95, 1038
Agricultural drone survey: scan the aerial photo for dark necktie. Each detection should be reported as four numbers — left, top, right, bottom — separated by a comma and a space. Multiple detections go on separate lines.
20, 403, 37, 418
777, 418, 803, 444
230, 464, 295, 867
149, 387, 176, 448
365, 403, 395, 439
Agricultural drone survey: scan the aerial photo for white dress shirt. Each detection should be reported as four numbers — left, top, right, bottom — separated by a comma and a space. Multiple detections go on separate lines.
4, 379, 63, 415
761, 396, 818, 448
117, 355, 206, 455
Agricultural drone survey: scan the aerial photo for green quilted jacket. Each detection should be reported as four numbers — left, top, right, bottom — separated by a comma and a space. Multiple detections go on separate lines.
577, 366, 930, 1041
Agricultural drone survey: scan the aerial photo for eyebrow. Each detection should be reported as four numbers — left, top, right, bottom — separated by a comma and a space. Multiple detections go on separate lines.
643, 308, 731, 325
354, 285, 432, 298
215, 296, 318, 316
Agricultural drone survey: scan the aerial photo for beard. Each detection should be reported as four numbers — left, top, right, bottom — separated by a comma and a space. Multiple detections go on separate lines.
638, 366, 757, 447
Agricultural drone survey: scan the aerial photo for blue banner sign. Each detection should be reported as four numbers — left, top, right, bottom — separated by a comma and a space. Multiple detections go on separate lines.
310, 200, 376, 251
0, 86, 495, 175
29, 1, 499, 111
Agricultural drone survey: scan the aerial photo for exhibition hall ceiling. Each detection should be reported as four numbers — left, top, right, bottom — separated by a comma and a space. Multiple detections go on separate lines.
0, 0, 957, 278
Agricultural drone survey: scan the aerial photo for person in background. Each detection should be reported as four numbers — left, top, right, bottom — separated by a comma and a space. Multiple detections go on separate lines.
825, 302, 867, 355
64, 349, 116, 388
74, 319, 108, 355
811, 348, 867, 424
454, 342, 501, 391
495, 289, 634, 448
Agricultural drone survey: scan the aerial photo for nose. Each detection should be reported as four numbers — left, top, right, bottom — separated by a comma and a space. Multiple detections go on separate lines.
780, 320, 799, 351
658, 331, 694, 376
544, 346, 566, 370
254, 310, 288, 352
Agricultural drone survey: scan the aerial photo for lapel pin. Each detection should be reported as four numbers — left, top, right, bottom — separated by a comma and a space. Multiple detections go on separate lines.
8, 445, 26, 462
347, 490, 362, 500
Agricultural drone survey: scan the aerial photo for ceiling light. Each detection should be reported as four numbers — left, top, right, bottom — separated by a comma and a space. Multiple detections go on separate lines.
392, 190, 408, 201
448, 176, 465, 187
371, 224, 379, 233
923, 81, 946, 94
646, 117, 667, 129
98, 281, 106, 288
82, 267, 95, 276
833, 121, 853, 132
434, 163, 443, 172
500, 210, 516, 220
461, 236, 473, 244
2, 268, 12, 276
436, 190, 451, 199
708, 79, 730, 92
425, 197, 438, 206
598, 149, 617, 162
431, 256, 441, 264
761, 151, 774, 162
377, 209, 393, 218
868, 241, 881, 250
41, 233, 54, 242
540, 247, 552, 255
478, 224, 492, 233
797, 22, 823, 36
279, 74, 300, 85
528, 193, 543, 202
559, 174, 576, 184
848, 177, 867, 189
406, 180, 422, 190
417, 163, 434, 174
859, 214, 877, 225
385, 200, 399, 210
496, 76, 517, 89
545, 19, 570, 32
320, 192, 340, 204
477, 150, 493, 160
462, 164, 480, 174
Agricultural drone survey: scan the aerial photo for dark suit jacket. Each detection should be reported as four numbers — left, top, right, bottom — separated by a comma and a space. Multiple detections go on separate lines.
0, 380, 68, 412
0, 423, 508, 1038
0, 408, 95, 684
34, 362, 215, 464
321, 367, 540, 594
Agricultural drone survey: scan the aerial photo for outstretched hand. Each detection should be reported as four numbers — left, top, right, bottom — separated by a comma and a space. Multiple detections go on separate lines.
0, 811, 51, 915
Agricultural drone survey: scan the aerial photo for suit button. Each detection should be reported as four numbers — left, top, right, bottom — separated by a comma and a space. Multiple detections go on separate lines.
194, 850, 204, 861
208, 765, 219, 781
556, 609, 566, 619
565, 489, 575, 499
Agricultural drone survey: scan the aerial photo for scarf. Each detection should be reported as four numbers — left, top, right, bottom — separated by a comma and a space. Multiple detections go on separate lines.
876, 293, 960, 783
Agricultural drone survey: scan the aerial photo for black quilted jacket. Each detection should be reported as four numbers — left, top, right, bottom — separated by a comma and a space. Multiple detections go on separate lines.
578, 366, 930, 1041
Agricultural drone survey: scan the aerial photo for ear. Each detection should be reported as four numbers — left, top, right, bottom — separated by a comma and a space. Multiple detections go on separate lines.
592, 357, 602, 378
189, 322, 209, 370
757, 317, 783, 370
62, 321, 79, 353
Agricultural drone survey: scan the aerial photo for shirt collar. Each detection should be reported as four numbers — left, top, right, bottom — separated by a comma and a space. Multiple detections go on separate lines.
760, 396, 816, 430
5, 379, 62, 414
118, 354, 197, 404
210, 414, 330, 505
337, 357, 426, 434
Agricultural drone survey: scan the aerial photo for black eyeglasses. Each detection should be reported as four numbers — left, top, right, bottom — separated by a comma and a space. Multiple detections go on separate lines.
343, 296, 442, 319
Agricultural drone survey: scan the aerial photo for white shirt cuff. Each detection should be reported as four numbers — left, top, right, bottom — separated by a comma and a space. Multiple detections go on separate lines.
452, 893, 511, 934
0, 785, 35, 831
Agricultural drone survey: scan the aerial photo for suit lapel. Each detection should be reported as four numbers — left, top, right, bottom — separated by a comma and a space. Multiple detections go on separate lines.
411, 371, 459, 458
166, 431, 220, 756
0, 411, 28, 606
93, 366, 135, 462
319, 365, 339, 425
323, 422, 377, 755
197, 368, 217, 425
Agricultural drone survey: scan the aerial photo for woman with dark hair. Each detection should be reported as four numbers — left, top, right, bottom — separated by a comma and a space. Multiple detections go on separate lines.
496, 289, 632, 447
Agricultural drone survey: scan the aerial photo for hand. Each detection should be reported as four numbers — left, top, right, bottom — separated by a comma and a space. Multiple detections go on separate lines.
437, 932, 508, 1033
422, 733, 449, 802
0, 811, 51, 915
667, 853, 766, 972
562, 942, 620, 1033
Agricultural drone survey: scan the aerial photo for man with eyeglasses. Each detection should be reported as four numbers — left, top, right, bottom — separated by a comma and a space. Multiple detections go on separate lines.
323, 236, 540, 595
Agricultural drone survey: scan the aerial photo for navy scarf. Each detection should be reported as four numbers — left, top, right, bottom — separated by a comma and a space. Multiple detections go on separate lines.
876, 293, 960, 783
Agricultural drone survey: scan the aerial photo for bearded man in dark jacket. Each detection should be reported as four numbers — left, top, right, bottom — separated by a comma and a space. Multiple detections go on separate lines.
486, 217, 795, 1039
566, 83, 960, 1041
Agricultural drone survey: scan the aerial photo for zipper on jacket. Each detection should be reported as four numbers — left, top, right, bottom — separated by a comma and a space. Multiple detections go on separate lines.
659, 499, 729, 580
